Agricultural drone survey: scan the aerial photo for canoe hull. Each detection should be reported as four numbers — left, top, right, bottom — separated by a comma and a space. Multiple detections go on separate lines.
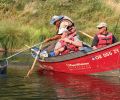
37, 42, 120, 75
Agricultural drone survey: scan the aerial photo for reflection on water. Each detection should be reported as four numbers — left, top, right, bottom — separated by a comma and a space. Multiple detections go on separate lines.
0, 74, 57, 100
39, 71, 120, 100
1, 70, 120, 100
0, 52, 120, 100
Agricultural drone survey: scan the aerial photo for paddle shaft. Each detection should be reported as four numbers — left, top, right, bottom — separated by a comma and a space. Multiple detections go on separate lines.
26, 43, 43, 77
26, 52, 39, 77
3, 42, 43, 60
79, 31, 93, 39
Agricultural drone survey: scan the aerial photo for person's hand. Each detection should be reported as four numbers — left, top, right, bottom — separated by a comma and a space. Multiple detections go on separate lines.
44, 38, 50, 43
92, 46, 97, 50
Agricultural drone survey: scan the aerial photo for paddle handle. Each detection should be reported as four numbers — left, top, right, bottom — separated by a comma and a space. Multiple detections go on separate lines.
79, 31, 93, 39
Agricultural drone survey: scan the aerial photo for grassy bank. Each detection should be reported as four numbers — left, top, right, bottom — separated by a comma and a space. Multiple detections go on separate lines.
0, 0, 120, 50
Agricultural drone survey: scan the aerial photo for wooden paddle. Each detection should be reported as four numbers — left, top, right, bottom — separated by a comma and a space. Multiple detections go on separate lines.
25, 42, 44, 78
79, 31, 94, 39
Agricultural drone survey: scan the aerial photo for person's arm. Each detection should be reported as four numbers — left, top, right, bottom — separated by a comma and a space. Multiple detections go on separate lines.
71, 40, 82, 47
112, 35, 118, 43
54, 41, 65, 56
44, 35, 61, 43
62, 36, 82, 47
71, 36, 82, 47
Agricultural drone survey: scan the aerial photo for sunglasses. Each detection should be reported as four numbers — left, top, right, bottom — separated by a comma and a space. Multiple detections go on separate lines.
98, 27, 103, 29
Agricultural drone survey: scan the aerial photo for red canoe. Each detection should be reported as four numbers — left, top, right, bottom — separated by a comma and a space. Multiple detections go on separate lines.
33, 42, 120, 75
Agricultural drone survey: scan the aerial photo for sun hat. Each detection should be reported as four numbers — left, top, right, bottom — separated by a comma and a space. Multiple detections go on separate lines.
96, 22, 107, 28
50, 15, 64, 25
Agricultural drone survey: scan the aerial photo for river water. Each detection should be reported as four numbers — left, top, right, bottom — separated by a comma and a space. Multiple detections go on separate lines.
0, 52, 120, 100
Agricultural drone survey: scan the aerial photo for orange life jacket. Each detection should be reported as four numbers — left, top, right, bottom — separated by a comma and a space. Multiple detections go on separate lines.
59, 36, 79, 55
97, 32, 113, 48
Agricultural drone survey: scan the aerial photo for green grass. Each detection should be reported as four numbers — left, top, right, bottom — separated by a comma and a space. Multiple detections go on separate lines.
0, 0, 120, 50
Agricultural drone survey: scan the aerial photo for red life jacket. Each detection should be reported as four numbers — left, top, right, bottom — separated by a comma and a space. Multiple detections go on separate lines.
59, 36, 79, 55
97, 32, 113, 48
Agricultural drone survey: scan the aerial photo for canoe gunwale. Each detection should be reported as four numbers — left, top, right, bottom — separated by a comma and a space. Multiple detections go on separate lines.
39, 42, 120, 63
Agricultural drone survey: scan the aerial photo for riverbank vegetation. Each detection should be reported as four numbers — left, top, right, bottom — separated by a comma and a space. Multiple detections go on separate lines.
0, 0, 120, 51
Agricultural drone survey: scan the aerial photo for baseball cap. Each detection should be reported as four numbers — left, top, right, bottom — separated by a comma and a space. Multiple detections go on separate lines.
50, 15, 63, 25
96, 22, 107, 28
